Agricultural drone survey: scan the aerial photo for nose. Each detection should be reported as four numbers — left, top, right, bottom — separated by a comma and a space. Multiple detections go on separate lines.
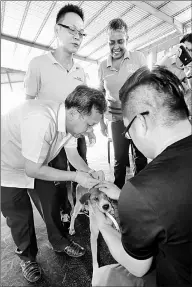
102, 204, 110, 211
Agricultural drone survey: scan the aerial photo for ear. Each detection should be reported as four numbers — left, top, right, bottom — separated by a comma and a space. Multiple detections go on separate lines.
135, 114, 148, 137
68, 108, 80, 120
79, 193, 91, 205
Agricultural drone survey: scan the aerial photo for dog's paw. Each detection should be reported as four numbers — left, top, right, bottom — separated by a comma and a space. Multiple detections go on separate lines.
69, 229, 75, 235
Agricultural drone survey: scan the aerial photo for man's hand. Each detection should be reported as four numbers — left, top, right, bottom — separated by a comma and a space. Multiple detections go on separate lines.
96, 181, 121, 200
100, 121, 108, 137
91, 170, 105, 181
87, 131, 96, 147
75, 171, 100, 189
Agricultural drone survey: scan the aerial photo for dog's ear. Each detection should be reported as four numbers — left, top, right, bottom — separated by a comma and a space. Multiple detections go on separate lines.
79, 193, 91, 205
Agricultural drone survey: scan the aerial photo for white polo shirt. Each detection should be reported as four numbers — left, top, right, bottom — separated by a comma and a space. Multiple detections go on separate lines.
1, 100, 77, 189
24, 52, 86, 101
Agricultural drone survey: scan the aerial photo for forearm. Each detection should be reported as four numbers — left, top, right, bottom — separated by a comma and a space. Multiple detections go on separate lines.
69, 155, 90, 172
26, 164, 76, 182
100, 225, 151, 277
65, 148, 91, 172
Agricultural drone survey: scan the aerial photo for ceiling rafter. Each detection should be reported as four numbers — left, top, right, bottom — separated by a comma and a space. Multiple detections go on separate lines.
130, 1, 183, 34
1, 1, 6, 31
1, 33, 98, 64
139, 32, 180, 55
80, 3, 135, 51
13, 1, 31, 54
84, 1, 112, 29
27, 1, 57, 55
78, 1, 84, 8
6, 71, 13, 91
1, 67, 26, 74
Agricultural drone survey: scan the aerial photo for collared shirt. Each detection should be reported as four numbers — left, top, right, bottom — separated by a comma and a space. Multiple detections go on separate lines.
1, 100, 77, 189
98, 50, 146, 121
24, 52, 86, 101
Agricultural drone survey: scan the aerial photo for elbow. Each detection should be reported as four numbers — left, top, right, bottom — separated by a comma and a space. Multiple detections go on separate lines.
25, 162, 39, 179
25, 167, 37, 178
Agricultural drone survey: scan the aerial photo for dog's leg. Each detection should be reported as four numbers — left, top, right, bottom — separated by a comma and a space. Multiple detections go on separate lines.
69, 200, 82, 235
89, 211, 100, 271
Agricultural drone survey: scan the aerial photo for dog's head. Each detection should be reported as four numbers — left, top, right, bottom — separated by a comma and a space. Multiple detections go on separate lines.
79, 187, 112, 213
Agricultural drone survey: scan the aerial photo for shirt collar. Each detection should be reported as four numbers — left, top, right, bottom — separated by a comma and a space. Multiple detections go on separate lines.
47, 52, 80, 72
47, 51, 58, 64
57, 103, 67, 133
107, 50, 130, 67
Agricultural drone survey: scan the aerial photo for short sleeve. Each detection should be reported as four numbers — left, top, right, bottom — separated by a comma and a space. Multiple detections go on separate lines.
21, 113, 54, 163
65, 135, 77, 149
118, 181, 164, 260
24, 58, 41, 98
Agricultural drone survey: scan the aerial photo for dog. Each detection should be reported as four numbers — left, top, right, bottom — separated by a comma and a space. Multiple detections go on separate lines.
69, 184, 119, 271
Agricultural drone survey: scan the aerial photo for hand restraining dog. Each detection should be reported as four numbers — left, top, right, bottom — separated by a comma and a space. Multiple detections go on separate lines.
69, 185, 119, 271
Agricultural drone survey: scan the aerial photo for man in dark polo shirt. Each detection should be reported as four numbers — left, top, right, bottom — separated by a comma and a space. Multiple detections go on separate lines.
93, 66, 192, 286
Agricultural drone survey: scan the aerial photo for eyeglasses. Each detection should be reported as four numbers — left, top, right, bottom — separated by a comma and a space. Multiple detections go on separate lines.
122, 111, 149, 139
58, 23, 86, 38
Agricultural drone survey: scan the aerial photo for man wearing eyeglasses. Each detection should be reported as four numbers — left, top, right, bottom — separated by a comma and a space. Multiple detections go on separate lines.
92, 66, 192, 287
24, 3, 95, 246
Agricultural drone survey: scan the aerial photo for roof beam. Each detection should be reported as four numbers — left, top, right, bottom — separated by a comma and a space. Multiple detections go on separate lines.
6, 72, 13, 91
138, 31, 180, 55
1, 67, 26, 74
1, 1, 6, 31
27, 1, 56, 55
14, 1, 31, 54
130, 1, 183, 34
1, 34, 98, 64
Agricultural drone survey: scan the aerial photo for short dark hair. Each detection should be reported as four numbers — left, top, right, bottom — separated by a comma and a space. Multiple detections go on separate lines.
65, 85, 107, 115
107, 18, 128, 34
180, 33, 192, 44
56, 4, 84, 23
119, 66, 189, 124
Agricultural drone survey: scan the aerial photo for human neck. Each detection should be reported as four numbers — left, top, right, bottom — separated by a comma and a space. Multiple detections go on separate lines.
53, 47, 73, 70
153, 119, 191, 158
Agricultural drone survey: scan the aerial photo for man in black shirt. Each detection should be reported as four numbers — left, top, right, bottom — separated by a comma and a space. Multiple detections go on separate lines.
92, 66, 192, 286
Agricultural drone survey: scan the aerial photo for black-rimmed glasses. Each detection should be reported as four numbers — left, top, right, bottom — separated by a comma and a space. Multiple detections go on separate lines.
122, 111, 149, 139
58, 23, 86, 38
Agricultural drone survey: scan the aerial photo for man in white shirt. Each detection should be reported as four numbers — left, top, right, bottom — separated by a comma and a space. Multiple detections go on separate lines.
1, 85, 106, 283
24, 4, 95, 222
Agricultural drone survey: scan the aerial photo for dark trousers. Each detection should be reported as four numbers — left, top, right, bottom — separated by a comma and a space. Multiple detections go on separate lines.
1, 181, 69, 262
111, 120, 147, 188
111, 120, 130, 189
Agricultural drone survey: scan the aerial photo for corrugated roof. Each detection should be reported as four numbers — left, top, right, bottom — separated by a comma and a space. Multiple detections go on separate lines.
1, 1, 191, 73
